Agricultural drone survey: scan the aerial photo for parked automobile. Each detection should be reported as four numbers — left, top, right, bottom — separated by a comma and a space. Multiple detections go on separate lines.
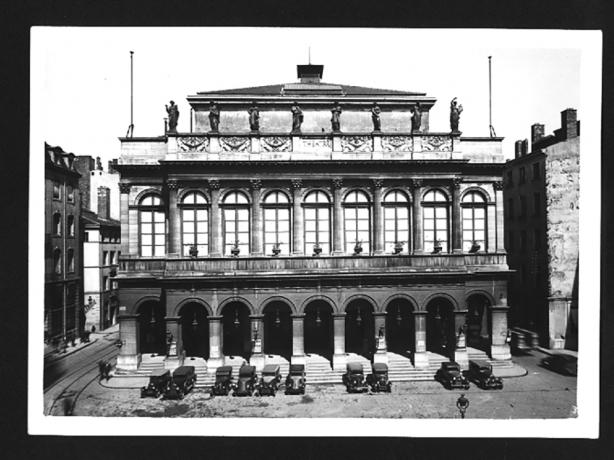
285, 364, 307, 395
434, 361, 470, 390
342, 362, 368, 393
233, 365, 258, 396
541, 352, 578, 376
468, 359, 503, 390
140, 368, 171, 398
162, 365, 197, 400
211, 366, 234, 396
366, 363, 392, 393
258, 364, 282, 396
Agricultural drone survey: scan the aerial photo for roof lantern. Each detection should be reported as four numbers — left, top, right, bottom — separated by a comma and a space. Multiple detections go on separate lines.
297, 64, 324, 83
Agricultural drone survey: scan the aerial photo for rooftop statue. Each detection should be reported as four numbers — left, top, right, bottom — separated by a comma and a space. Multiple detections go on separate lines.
209, 102, 220, 133
166, 101, 179, 132
248, 102, 260, 132
291, 102, 303, 134
450, 97, 463, 132
371, 102, 382, 132
331, 102, 342, 132
411, 102, 422, 133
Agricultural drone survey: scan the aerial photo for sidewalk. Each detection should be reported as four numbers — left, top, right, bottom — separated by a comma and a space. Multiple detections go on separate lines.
493, 363, 527, 378
44, 324, 119, 363
535, 347, 578, 358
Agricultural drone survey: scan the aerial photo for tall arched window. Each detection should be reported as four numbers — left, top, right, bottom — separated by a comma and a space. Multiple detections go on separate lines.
53, 248, 62, 274
53, 212, 61, 236
139, 194, 166, 257
67, 248, 75, 273
304, 190, 331, 255
462, 191, 487, 252
263, 191, 290, 255
344, 190, 370, 254
383, 190, 410, 253
181, 191, 209, 256
67, 215, 75, 237
223, 191, 250, 255
423, 189, 449, 253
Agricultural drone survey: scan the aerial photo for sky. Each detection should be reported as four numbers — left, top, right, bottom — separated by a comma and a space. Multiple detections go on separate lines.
33, 28, 586, 166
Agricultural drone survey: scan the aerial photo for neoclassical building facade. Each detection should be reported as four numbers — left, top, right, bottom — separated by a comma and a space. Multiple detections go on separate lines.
115, 64, 511, 375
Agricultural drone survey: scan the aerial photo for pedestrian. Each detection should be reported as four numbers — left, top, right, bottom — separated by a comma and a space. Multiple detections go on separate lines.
98, 360, 106, 382
62, 397, 73, 416
70, 331, 76, 347
91, 325, 96, 333
456, 394, 470, 419
105, 361, 112, 381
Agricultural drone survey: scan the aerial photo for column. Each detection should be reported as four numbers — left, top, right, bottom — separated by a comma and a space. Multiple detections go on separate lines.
413, 311, 429, 368
292, 180, 304, 255
250, 179, 263, 256
332, 178, 344, 255
116, 314, 141, 372
208, 315, 224, 370
490, 294, 511, 360
373, 179, 384, 255
452, 178, 463, 254
332, 313, 347, 371
373, 312, 388, 364
453, 310, 469, 369
412, 179, 424, 254
487, 202, 496, 254
164, 316, 185, 370
494, 181, 506, 253
167, 180, 181, 256
119, 183, 130, 257
291, 314, 306, 365
249, 315, 265, 371
209, 180, 222, 257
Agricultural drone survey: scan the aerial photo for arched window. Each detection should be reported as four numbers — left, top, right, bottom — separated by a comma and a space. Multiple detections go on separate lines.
181, 192, 209, 256
383, 190, 410, 253
223, 191, 250, 255
67, 215, 75, 237
462, 191, 487, 252
423, 189, 449, 253
139, 194, 166, 257
53, 248, 62, 274
263, 191, 290, 255
303, 190, 331, 255
53, 212, 61, 236
344, 190, 370, 254
67, 248, 75, 273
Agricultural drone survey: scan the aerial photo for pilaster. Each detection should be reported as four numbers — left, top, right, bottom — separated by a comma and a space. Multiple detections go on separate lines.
292, 180, 304, 255
490, 297, 511, 360
119, 183, 131, 256
494, 181, 506, 254
452, 178, 463, 254
412, 179, 424, 254
167, 180, 180, 256
116, 314, 141, 372
373, 179, 384, 255
208, 315, 224, 370
251, 180, 263, 256
332, 178, 344, 255
413, 311, 429, 368
291, 314, 306, 365
209, 180, 222, 257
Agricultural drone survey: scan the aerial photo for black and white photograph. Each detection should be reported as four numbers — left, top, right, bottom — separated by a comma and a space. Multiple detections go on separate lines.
30, 27, 601, 437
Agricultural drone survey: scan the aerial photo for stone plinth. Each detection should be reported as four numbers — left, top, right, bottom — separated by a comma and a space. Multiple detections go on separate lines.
291, 314, 306, 365
116, 314, 140, 372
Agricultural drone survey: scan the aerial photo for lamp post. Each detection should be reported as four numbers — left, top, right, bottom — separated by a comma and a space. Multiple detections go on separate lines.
150, 307, 156, 357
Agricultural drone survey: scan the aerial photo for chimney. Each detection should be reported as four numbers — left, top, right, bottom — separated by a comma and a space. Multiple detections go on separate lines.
297, 64, 324, 84
514, 140, 522, 159
531, 123, 545, 145
521, 139, 529, 156
108, 159, 119, 175
97, 186, 111, 220
96, 156, 103, 171
561, 108, 578, 139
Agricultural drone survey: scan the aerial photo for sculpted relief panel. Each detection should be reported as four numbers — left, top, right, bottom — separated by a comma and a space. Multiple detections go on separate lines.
178, 136, 210, 152
341, 136, 372, 152
420, 136, 452, 152
381, 136, 413, 152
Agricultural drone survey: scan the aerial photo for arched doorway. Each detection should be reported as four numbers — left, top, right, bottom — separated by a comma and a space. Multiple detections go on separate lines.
385, 299, 415, 358
221, 302, 251, 359
345, 299, 375, 358
179, 302, 210, 359
263, 301, 293, 360
137, 300, 166, 355
426, 297, 456, 358
467, 294, 491, 350
304, 300, 333, 361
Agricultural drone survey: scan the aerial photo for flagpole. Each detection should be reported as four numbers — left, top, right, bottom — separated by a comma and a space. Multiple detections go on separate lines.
127, 51, 134, 137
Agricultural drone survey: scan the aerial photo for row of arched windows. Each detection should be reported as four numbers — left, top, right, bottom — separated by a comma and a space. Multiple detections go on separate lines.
138, 189, 489, 257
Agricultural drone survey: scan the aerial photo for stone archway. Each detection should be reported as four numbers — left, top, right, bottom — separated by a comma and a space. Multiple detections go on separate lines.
467, 293, 492, 350
221, 301, 252, 359
385, 298, 415, 358
425, 297, 456, 358
262, 300, 293, 360
345, 299, 375, 358
137, 300, 166, 356
304, 300, 334, 361
179, 302, 210, 359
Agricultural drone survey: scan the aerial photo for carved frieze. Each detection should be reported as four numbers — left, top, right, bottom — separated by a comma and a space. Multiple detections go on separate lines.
302, 138, 331, 150
261, 136, 292, 152
341, 136, 372, 152
381, 136, 413, 152
373, 179, 384, 188
291, 179, 303, 189
178, 136, 209, 152
412, 179, 423, 188
220, 136, 250, 152
166, 179, 179, 190
493, 181, 504, 191
208, 180, 221, 190
421, 135, 452, 152
332, 178, 344, 189
250, 179, 262, 190
119, 183, 131, 194
452, 177, 462, 189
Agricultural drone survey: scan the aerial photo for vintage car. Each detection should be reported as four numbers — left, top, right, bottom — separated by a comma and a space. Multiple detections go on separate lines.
211, 366, 234, 396
284, 364, 307, 395
140, 368, 171, 398
233, 365, 258, 397
434, 361, 470, 390
162, 365, 197, 400
468, 359, 503, 390
258, 364, 282, 396
342, 362, 369, 393
366, 363, 392, 393
541, 352, 578, 376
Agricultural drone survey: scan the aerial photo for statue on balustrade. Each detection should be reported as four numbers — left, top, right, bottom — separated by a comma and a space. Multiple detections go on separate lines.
165, 101, 179, 132
371, 102, 382, 132
411, 102, 422, 133
450, 97, 463, 132
248, 102, 260, 132
209, 101, 220, 133
291, 102, 303, 134
331, 102, 343, 132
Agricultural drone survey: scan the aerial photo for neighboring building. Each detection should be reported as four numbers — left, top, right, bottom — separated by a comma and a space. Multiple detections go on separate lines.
114, 63, 511, 378
82, 186, 121, 332
74, 156, 121, 220
45, 143, 83, 344
504, 109, 579, 350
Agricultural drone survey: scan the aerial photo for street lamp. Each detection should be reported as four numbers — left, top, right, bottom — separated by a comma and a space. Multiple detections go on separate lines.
275, 308, 281, 327
356, 306, 362, 325
316, 307, 322, 327
396, 306, 402, 325
234, 308, 240, 328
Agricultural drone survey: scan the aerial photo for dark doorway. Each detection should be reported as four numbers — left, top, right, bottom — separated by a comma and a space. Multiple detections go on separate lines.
345, 299, 375, 358
137, 301, 166, 355
180, 303, 209, 359
426, 298, 456, 358
304, 300, 333, 361
221, 302, 251, 359
467, 295, 490, 350
263, 301, 293, 360
385, 299, 415, 358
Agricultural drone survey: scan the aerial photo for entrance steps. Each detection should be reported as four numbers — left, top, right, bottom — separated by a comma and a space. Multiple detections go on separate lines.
467, 347, 514, 369
263, 355, 291, 375
305, 354, 343, 384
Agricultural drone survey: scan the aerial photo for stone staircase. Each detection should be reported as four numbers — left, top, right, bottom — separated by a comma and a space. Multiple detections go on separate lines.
467, 347, 514, 369
305, 354, 343, 384
263, 355, 291, 376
